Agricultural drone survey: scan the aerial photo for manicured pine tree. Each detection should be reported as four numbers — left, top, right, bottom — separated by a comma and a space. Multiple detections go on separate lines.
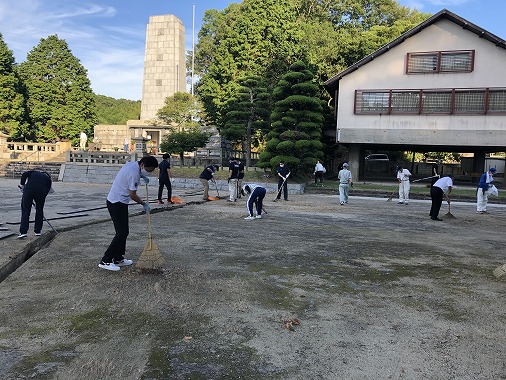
222, 75, 271, 168
18, 35, 97, 144
258, 61, 324, 174
0, 33, 28, 140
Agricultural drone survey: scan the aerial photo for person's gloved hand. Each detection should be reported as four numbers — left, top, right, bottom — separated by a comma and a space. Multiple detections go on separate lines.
141, 175, 149, 184
142, 202, 151, 214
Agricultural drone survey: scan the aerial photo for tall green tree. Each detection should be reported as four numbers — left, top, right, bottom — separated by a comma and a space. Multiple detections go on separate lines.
18, 35, 97, 144
157, 92, 209, 166
0, 33, 28, 140
156, 92, 203, 128
222, 76, 271, 167
258, 61, 325, 173
195, 0, 302, 127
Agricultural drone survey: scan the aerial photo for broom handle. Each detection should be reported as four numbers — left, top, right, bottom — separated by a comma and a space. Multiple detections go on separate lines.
146, 184, 152, 242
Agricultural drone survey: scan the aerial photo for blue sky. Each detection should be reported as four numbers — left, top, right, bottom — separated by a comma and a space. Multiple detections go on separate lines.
1, 0, 504, 100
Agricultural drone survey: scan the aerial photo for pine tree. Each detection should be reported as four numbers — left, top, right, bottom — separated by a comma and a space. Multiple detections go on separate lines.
0, 33, 28, 140
18, 35, 97, 144
222, 76, 271, 167
258, 61, 324, 174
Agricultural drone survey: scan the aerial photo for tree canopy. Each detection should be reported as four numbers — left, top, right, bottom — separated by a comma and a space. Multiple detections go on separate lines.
258, 61, 326, 173
95, 95, 140, 125
222, 75, 271, 167
18, 35, 97, 144
0, 33, 28, 140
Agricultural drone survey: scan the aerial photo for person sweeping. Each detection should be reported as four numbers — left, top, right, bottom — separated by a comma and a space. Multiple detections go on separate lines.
242, 184, 267, 220
396, 165, 412, 204
98, 156, 158, 272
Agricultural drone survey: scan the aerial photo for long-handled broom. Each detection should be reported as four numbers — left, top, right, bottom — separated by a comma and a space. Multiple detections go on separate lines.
444, 200, 456, 219
135, 184, 166, 270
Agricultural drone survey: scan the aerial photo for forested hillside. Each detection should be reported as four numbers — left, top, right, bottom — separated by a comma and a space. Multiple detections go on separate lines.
95, 94, 141, 125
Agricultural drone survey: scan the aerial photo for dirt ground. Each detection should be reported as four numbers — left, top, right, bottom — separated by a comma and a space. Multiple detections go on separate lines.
1, 189, 506, 379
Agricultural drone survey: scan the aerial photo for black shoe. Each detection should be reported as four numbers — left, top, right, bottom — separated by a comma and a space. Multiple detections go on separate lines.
431, 217, 443, 221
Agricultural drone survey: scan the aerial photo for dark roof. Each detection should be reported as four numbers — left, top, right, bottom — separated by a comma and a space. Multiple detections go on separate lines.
324, 9, 506, 94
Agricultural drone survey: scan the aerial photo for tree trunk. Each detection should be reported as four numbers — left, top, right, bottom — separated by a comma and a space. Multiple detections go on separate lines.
179, 152, 184, 167
246, 119, 252, 168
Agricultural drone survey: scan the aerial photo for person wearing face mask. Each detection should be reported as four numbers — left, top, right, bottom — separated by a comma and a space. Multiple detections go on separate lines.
275, 161, 291, 201
477, 167, 497, 214
99, 156, 159, 272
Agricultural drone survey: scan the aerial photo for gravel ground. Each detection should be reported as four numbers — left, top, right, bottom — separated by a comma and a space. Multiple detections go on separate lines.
1, 188, 506, 379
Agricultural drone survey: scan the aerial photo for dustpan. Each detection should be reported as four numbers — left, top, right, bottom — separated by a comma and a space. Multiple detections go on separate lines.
136, 185, 166, 270
207, 196, 220, 201
170, 196, 184, 204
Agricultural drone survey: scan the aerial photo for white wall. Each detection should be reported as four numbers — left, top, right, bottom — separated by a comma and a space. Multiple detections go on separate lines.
337, 19, 506, 147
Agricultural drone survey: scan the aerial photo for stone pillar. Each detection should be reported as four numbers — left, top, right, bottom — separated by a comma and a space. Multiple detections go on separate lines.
347, 144, 361, 181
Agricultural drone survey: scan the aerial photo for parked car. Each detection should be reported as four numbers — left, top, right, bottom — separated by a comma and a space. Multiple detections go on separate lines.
365, 154, 389, 161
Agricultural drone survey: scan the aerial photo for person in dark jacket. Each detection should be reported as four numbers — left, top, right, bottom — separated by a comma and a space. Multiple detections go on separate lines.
199, 164, 218, 200
157, 153, 173, 204
18, 170, 53, 238
275, 161, 291, 201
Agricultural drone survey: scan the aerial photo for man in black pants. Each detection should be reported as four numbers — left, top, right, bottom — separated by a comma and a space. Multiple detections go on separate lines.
99, 156, 158, 272
275, 161, 291, 201
157, 153, 173, 204
430, 174, 453, 221
18, 170, 53, 238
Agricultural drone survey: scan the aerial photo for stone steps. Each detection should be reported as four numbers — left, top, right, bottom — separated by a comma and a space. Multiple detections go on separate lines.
0, 162, 63, 180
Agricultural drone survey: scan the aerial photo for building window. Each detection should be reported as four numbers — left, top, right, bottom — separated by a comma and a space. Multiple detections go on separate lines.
354, 91, 390, 114
421, 91, 452, 114
454, 90, 485, 114
155, 79, 162, 86
488, 89, 506, 113
391, 91, 420, 114
406, 50, 474, 74
355, 87, 506, 115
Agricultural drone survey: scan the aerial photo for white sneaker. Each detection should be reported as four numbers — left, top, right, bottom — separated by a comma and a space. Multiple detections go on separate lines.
244, 216, 255, 220
115, 258, 133, 266
17, 233, 27, 239
98, 262, 120, 271
255, 215, 262, 219
35, 232, 42, 236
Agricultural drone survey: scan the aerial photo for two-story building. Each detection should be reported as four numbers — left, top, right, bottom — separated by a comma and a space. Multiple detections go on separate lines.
324, 9, 506, 180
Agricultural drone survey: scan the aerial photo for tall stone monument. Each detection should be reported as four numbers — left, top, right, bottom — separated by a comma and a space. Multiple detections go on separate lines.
140, 15, 186, 121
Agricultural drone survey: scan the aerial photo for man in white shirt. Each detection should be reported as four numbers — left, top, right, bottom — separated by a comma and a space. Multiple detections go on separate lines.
99, 156, 158, 271
396, 165, 412, 204
314, 160, 325, 186
430, 174, 453, 221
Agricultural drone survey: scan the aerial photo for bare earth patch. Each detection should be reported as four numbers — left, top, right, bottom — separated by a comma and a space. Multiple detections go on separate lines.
1, 193, 505, 379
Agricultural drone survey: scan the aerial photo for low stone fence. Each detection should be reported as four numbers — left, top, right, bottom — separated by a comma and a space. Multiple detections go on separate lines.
60, 163, 305, 195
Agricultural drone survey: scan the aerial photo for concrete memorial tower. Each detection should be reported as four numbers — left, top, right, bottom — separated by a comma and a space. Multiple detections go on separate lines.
140, 15, 186, 121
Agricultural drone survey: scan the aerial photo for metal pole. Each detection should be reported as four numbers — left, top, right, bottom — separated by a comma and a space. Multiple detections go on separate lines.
191, 3, 195, 96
